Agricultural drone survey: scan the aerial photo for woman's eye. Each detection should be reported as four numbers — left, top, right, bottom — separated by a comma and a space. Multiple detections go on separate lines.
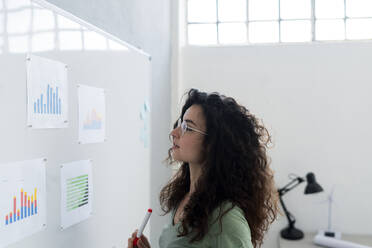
186, 127, 193, 132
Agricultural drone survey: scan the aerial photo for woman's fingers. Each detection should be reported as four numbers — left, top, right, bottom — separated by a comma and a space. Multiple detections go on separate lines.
137, 239, 150, 248
140, 235, 151, 247
127, 237, 133, 248
128, 229, 139, 248
131, 229, 138, 238
136, 235, 150, 248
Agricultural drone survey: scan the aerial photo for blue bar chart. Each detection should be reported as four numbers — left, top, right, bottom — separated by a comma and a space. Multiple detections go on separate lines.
33, 84, 62, 115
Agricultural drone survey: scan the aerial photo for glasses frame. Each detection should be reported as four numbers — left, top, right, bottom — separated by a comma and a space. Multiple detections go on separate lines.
177, 118, 208, 136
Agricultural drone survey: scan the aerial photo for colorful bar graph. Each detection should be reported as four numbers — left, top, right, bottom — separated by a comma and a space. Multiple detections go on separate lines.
66, 174, 89, 212
24, 193, 27, 217
13, 197, 16, 222
3, 188, 38, 226
21, 189, 23, 219
33, 84, 62, 115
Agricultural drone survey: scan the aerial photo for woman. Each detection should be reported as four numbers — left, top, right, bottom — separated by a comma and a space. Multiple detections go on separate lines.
128, 89, 279, 248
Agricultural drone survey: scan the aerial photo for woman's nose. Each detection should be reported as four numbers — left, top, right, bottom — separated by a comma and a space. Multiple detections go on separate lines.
170, 126, 180, 138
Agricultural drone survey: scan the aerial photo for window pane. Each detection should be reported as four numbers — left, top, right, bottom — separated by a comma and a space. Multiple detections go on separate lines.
249, 21, 279, 43
218, 23, 246, 44
0, 36, 3, 53
84, 31, 107, 50
32, 32, 55, 52
315, 0, 344, 18
0, 14, 4, 34
8, 35, 29, 53
108, 40, 129, 51
33, 9, 55, 31
218, 0, 246, 22
346, 0, 372, 18
6, 0, 31, 9
281, 20, 311, 42
188, 0, 216, 22
346, 19, 372, 39
188, 24, 217, 45
57, 15, 81, 29
59, 31, 82, 50
249, 0, 279, 21
315, 20, 345, 40
7, 9, 31, 34
281, 0, 311, 19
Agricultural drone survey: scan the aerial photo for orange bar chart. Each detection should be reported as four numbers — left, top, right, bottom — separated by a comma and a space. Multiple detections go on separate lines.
5, 188, 38, 225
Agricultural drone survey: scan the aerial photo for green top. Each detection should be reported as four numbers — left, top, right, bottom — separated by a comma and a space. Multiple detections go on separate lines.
158, 202, 254, 248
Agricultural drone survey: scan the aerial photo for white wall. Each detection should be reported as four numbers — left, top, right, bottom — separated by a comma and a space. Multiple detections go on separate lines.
178, 42, 372, 247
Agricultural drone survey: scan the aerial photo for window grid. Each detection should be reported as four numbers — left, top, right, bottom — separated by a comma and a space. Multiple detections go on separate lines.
186, 0, 372, 45
0, 0, 125, 53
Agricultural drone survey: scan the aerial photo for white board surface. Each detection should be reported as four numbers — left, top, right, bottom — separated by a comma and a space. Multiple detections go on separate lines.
0, 50, 151, 248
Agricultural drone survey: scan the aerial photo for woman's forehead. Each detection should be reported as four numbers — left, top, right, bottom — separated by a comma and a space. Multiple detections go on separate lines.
184, 105, 205, 128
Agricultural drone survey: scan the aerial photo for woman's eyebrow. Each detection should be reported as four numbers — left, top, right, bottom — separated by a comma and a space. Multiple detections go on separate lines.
185, 119, 197, 127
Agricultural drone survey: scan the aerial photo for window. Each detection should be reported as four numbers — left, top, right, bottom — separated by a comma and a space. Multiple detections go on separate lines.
186, 0, 372, 45
0, 0, 128, 53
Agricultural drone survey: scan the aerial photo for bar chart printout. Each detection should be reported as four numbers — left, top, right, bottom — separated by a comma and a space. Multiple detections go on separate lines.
33, 84, 62, 115
0, 159, 47, 248
4, 188, 38, 226
78, 84, 106, 144
27, 54, 68, 128
61, 160, 93, 230
66, 175, 89, 212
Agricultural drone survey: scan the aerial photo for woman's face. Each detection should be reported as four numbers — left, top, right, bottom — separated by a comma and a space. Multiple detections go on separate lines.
170, 104, 207, 164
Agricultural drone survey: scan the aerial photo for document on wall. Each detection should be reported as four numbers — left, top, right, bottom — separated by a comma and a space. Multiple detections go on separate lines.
0, 158, 47, 248
26, 54, 68, 128
78, 84, 106, 144
60, 160, 93, 230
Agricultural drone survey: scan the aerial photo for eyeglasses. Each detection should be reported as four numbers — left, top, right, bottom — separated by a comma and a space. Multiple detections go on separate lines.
177, 118, 207, 136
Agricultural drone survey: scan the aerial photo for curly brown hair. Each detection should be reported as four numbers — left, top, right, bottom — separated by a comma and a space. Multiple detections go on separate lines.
160, 89, 279, 248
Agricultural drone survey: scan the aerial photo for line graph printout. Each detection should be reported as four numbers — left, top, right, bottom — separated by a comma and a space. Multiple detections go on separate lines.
60, 160, 93, 230
78, 84, 106, 144
26, 54, 68, 128
0, 159, 47, 248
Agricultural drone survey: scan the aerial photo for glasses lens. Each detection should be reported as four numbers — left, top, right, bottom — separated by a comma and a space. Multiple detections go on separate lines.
181, 121, 187, 136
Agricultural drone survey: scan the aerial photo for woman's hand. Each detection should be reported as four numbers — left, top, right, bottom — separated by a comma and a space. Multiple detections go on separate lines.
128, 229, 151, 248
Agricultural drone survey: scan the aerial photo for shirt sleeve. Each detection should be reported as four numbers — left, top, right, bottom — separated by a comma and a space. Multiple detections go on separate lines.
208, 205, 253, 248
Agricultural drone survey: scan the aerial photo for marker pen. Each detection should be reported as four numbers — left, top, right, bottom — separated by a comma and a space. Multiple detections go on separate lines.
133, 208, 152, 246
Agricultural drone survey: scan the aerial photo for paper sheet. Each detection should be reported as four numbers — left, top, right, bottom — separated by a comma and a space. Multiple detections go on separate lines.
60, 160, 93, 230
78, 84, 106, 144
26, 54, 68, 128
0, 158, 47, 248
314, 234, 372, 248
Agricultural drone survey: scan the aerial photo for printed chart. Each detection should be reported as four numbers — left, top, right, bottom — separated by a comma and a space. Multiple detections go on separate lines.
0, 159, 47, 248
61, 160, 93, 230
26, 54, 68, 128
78, 84, 106, 144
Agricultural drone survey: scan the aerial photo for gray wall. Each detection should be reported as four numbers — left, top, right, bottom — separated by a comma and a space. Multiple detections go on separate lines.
43, 0, 172, 247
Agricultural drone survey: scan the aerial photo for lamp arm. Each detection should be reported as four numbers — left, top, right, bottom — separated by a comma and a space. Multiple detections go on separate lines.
278, 177, 305, 196
277, 176, 305, 229
279, 194, 296, 227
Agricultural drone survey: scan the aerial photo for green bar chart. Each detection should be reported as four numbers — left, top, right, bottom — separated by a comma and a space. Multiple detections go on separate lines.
66, 175, 89, 212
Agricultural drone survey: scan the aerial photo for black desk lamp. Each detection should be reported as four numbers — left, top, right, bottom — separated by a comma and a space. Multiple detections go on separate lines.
278, 172, 323, 240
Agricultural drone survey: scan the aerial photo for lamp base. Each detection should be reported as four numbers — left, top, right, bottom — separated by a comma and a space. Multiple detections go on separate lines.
281, 226, 304, 240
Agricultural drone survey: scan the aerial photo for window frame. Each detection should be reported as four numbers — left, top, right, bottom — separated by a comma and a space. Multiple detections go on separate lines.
185, 0, 372, 45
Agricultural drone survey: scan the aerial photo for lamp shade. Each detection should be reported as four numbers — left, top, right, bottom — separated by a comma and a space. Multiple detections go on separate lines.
304, 172, 323, 194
